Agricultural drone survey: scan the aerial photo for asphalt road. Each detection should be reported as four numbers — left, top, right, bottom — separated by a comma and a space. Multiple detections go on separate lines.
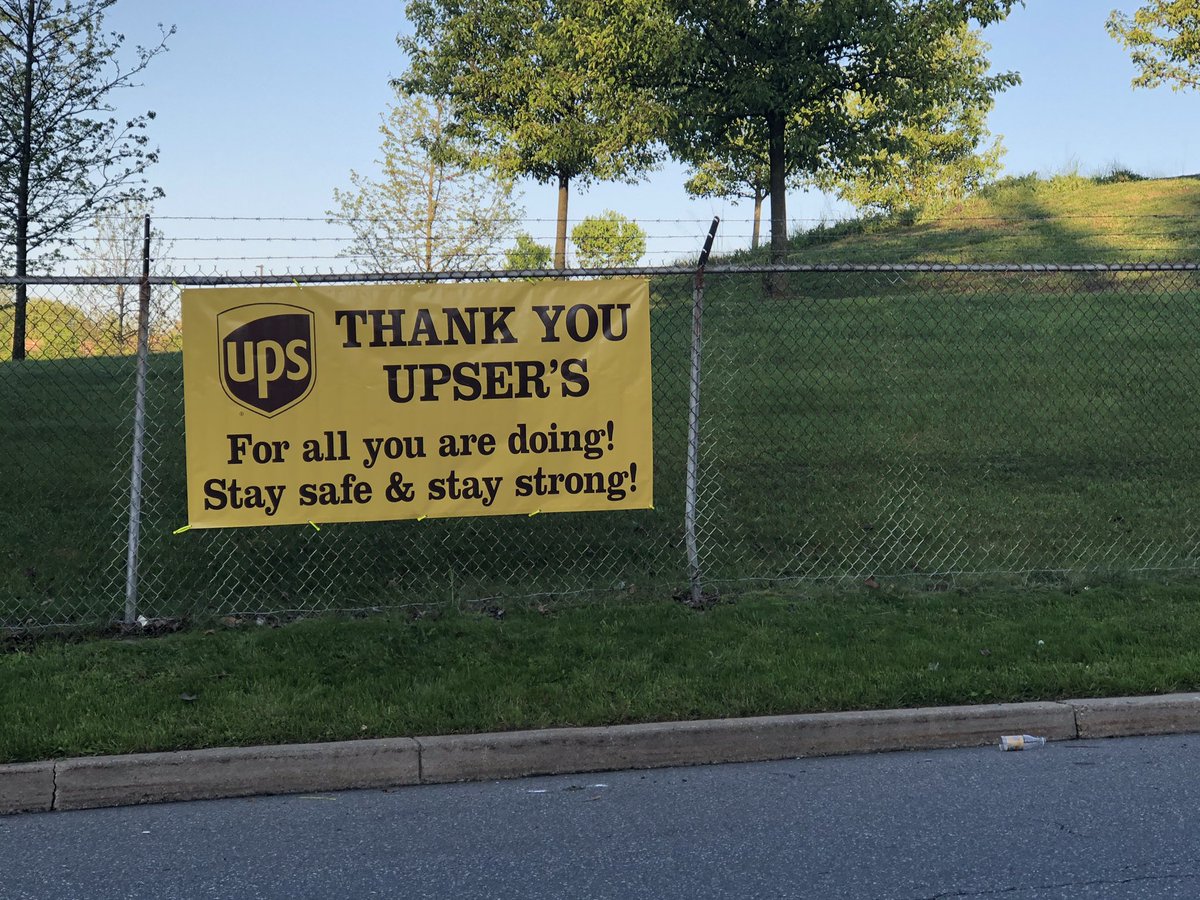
2, 733, 1199, 899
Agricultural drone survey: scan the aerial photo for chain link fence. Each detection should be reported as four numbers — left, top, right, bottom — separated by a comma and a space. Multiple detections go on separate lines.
4, 261, 1200, 629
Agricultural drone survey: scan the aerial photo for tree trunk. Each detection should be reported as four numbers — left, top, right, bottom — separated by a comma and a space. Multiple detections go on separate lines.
13, 284, 26, 361
766, 111, 788, 296
767, 112, 787, 263
424, 157, 437, 272
116, 284, 127, 346
555, 173, 569, 269
12, 0, 36, 361
751, 188, 764, 251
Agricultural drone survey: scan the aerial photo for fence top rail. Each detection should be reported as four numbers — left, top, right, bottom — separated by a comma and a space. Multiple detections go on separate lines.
1, 261, 1199, 286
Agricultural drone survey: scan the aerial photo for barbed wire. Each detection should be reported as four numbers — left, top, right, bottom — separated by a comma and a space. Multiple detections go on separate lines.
6, 261, 1200, 286
82, 212, 1200, 223
13, 209, 1199, 282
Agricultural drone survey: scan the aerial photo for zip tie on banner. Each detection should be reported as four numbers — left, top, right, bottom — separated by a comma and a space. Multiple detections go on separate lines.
293, 277, 302, 288
173, 525, 191, 535
309, 522, 321, 531
528, 509, 541, 517
417, 515, 428, 522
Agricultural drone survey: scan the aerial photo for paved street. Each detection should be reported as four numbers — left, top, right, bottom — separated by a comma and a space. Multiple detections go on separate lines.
3, 733, 1199, 899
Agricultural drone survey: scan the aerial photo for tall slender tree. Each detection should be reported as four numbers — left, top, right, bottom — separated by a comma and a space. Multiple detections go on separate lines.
682, 128, 781, 251
78, 198, 172, 348
401, 0, 672, 268
0, 0, 172, 360
330, 91, 521, 272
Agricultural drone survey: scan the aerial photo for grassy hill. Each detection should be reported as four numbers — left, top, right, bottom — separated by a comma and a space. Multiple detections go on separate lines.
748, 172, 1200, 265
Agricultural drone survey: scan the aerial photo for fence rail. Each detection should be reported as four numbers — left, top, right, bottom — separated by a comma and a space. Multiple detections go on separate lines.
4, 260, 1200, 629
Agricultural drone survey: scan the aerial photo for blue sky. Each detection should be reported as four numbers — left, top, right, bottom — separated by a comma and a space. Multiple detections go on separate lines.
98, 1, 1199, 268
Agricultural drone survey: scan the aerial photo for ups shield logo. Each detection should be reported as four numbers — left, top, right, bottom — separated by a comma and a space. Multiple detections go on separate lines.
218, 303, 315, 417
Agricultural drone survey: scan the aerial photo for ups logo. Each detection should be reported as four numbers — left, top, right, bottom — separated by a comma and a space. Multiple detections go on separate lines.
217, 303, 315, 417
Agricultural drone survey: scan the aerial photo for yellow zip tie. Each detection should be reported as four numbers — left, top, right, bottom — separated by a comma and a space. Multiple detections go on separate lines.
293, 278, 302, 288
417, 515, 427, 522
309, 521, 321, 531
172, 525, 191, 535
528, 509, 541, 517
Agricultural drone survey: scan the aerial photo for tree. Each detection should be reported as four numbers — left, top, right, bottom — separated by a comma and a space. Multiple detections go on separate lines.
401, 0, 672, 268
571, 211, 646, 267
0, 0, 172, 361
815, 26, 1010, 219
330, 91, 521, 272
684, 127, 795, 251
666, 0, 1018, 265
78, 198, 173, 349
504, 232, 552, 270
1108, 1, 1200, 91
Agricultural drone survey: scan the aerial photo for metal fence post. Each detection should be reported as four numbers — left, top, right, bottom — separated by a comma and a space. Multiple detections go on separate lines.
123, 214, 152, 625
685, 218, 719, 606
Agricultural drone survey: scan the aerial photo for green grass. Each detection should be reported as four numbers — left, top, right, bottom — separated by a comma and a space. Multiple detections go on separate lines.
0, 355, 136, 617
746, 172, 1200, 264
696, 273, 1200, 580
5, 581, 1200, 763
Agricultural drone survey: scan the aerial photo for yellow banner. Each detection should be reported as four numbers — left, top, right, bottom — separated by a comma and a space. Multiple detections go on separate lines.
182, 279, 653, 528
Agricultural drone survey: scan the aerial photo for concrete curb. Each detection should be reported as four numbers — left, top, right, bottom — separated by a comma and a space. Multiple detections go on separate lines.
54, 738, 420, 812
418, 700, 1076, 782
0, 761, 54, 814
1067, 693, 1200, 739
3, 693, 1198, 816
